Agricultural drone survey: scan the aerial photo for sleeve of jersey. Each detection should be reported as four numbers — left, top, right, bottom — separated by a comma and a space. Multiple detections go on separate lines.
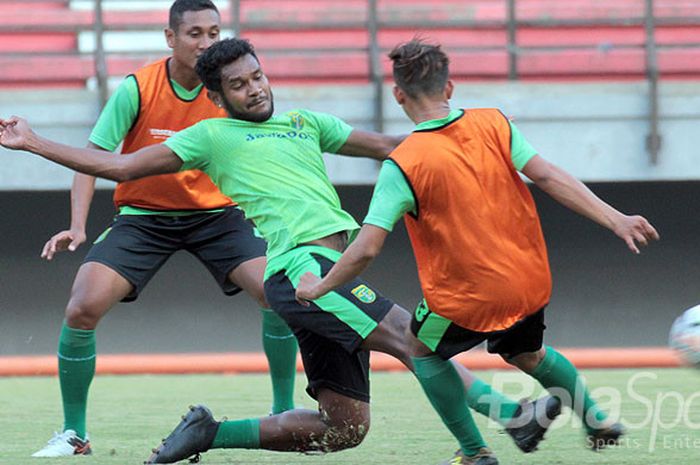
88, 76, 139, 151
304, 110, 354, 153
363, 160, 417, 232
163, 122, 211, 172
509, 120, 539, 171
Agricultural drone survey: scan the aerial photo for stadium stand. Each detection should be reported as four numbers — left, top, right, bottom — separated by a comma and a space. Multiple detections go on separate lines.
1, 0, 700, 89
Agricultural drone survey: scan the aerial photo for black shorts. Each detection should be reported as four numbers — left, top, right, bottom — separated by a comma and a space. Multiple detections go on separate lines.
264, 247, 394, 403
411, 300, 547, 360
84, 206, 266, 302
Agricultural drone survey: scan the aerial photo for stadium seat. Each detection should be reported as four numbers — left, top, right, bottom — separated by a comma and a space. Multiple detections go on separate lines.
0, 0, 699, 88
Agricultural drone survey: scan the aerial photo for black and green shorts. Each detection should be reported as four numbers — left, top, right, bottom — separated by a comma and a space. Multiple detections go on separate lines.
84, 206, 266, 302
411, 299, 547, 360
264, 245, 394, 403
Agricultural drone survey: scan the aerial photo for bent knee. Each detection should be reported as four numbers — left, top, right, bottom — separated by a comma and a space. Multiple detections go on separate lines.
320, 421, 370, 452
502, 349, 544, 373
65, 301, 102, 329
251, 288, 268, 308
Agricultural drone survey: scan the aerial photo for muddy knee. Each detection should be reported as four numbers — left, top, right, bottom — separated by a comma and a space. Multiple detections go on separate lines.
316, 390, 371, 452
317, 417, 370, 452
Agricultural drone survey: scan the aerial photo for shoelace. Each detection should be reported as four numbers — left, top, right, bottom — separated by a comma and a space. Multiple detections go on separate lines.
45, 432, 65, 445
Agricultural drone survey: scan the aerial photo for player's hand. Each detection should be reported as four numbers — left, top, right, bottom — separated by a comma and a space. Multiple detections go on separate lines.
0, 116, 33, 150
41, 229, 87, 261
612, 214, 660, 254
295, 272, 323, 306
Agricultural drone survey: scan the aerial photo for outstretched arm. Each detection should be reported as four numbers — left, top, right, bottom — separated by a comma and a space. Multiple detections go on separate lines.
521, 154, 659, 253
336, 129, 405, 160
0, 116, 182, 182
296, 224, 390, 303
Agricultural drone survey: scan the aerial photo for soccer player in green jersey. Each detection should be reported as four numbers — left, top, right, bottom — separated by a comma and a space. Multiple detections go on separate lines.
1, 38, 560, 463
28, 1, 298, 457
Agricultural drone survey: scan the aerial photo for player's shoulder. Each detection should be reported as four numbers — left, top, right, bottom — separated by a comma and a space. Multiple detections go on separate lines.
464, 107, 509, 122
133, 57, 169, 77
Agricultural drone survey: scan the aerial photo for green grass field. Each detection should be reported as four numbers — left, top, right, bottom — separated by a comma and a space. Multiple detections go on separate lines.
2, 368, 698, 464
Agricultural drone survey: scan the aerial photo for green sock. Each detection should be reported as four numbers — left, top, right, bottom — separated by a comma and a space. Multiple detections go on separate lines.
211, 419, 260, 449
412, 355, 486, 456
466, 378, 520, 426
57, 322, 96, 439
261, 309, 297, 414
531, 346, 608, 433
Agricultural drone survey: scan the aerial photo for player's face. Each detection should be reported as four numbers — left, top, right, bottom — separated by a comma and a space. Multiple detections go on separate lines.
218, 54, 274, 123
166, 9, 220, 70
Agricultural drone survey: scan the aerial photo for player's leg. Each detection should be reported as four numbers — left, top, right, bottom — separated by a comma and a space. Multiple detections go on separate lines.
146, 329, 373, 463
404, 302, 492, 463
496, 309, 623, 449
215, 330, 373, 454
61, 263, 132, 428
31, 262, 133, 458
410, 301, 562, 460
360, 302, 414, 368
187, 207, 297, 414
228, 257, 297, 414
146, 393, 369, 463
34, 215, 177, 457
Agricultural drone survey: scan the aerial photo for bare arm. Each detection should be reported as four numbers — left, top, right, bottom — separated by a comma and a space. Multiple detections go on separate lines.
41, 143, 103, 260
0, 116, 182, 183
295, 224, 389, 303
70, 170, 97, 235
336, 129, 406, 160
521, 155, 660, 253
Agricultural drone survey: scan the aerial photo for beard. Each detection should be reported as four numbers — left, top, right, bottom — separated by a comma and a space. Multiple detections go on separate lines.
222, 90, 275, 123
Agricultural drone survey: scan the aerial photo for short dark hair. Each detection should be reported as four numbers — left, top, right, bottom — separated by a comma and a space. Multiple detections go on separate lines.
169, 0, 219, 31
195, 38, 258, 92
388, 39, 449, 98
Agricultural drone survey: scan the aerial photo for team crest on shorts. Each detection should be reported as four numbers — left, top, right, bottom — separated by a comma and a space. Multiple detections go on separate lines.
351, 284, 376, 304
289, 112, 305, 130
415, 300, 430, 322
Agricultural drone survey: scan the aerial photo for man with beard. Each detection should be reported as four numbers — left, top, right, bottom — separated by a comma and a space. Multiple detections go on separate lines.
30, 1, 298, 457
1, 37, 561, 464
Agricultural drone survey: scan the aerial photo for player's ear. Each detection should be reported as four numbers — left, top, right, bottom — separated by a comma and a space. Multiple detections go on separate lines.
445, 80, 454, 99
207, 90, 223, 108
165, 27, 176, 49
392, 86, 405, 105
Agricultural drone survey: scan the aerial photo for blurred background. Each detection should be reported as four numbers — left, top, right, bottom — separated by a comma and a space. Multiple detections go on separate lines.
0, 0, 698, 356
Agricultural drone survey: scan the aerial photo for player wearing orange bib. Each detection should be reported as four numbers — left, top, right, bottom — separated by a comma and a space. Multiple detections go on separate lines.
31, 0, 297, 457
113, 57, 232, 211
296, 39, 659, 465
391, 108, 552, 333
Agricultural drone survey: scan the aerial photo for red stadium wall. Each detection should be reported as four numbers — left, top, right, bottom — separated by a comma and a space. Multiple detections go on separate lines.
1, 0, 699, 88
1, 1, 82, 88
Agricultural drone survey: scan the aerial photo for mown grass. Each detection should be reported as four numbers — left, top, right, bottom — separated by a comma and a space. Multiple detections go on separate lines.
1, 368, 698, 464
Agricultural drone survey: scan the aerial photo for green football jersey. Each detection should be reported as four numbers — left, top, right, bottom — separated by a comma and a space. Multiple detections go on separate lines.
164, 109, 359, 268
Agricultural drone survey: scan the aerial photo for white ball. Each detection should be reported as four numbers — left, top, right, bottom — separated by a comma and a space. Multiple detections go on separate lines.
669, 304, 700, 367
